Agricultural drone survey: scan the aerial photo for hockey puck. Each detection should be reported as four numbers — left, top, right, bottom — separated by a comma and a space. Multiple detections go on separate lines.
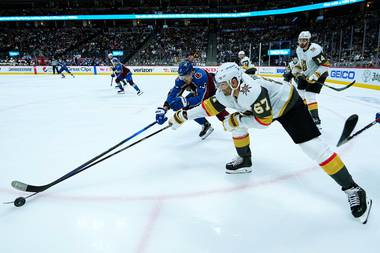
14, 197, 26, 207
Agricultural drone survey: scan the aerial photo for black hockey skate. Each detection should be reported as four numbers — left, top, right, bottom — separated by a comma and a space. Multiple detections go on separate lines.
343, 185, 372, 224
199, 121, 214, 140
225, 156, 252, 174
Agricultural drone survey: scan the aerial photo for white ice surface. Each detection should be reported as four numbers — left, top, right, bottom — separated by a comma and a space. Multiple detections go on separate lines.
0, 75, 379, 253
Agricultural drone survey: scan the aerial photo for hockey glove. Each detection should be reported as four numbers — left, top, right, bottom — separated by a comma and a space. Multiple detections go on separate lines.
155, 107, 168, 125
291, 65, 304, 77
111, 73, 116, 78
169, 110, 188, 130
223, 112, 242, 132
169, 96, 188, 111
308, 72, 321, 82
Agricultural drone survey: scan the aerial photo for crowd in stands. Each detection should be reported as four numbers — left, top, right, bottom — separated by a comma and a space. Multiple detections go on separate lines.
128, 26, 208, 66
0, 1, 379, 67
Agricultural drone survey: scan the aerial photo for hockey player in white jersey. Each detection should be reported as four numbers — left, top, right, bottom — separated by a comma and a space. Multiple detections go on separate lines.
169, 62, 372, 224
283, 56, 298, 82
238, 51, 256, 75
292, 31, 330, 129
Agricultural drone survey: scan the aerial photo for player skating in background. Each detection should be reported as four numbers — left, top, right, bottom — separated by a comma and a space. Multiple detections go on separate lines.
238, 51, 257, 75
108, 53, 127, 87
292, 31, 330, 129
155, 60, 228, 140
283, 56, 298, 82
108, 53, 142, 95
169, 62, 371, 224
57, 58, 75, 78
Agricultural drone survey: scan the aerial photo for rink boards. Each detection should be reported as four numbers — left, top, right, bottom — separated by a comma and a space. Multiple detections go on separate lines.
0, 65, 379, 90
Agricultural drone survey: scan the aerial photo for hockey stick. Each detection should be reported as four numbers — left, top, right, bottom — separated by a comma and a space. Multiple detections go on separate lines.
110, 76, 114, 86
11, 121, 157, 193
322, 80, 355, 92
337, 113, 380, 147
4, 124, 170, 205
297, 76, 355, 92
60, 124, 170, 175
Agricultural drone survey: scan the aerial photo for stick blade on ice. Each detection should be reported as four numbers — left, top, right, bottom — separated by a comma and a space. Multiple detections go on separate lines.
11, 180, 28, 191
337, 114, 359, 147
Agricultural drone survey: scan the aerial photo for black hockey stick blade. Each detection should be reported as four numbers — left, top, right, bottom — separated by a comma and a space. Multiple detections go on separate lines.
324, 80, 355, 92
337, 114, 359, 147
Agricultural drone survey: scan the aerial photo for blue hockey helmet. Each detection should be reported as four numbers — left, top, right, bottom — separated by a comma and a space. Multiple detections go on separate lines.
178, 61, 193, 76
111, 58, 121, 65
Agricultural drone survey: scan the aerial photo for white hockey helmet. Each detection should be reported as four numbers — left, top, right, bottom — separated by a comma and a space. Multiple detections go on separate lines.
238, 51, 245, 58
108, 53, 113, 59
215, 62, 243, 94
298, 31, 311, 41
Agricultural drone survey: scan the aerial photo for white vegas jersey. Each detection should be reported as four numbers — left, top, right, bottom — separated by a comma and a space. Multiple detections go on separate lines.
215, 73, 294, 120
240, 56, 254, 70
296, 42, 329, 78
288, 60, 297, 70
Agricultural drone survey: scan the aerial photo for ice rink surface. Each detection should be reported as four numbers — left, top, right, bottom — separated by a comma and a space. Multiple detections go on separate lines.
0, 75, 379, 253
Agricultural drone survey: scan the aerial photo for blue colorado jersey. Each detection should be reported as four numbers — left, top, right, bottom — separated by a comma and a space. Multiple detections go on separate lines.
58, 61, 67, 68
166, 67, 208, 107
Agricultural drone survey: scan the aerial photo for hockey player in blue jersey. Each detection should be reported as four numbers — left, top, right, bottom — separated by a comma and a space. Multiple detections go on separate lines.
155, 60, 229, 139
57, 59, 74, 78
108, 53, 127, 87
108, 53, 142, 95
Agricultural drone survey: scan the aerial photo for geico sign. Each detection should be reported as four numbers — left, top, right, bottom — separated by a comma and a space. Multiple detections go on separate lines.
330, 70, 355, 79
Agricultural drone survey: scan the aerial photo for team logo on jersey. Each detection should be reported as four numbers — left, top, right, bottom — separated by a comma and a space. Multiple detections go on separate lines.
240, 83, 251, 95
194, 72, 202, 79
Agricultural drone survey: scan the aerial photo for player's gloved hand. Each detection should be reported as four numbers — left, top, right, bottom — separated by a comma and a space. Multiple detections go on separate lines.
291, 65, 304, 77
169, 96, 188, 111
155, 107, 167, 125
111, 73, 115, 78
169, 110, 187, 130
112, 67, 116, 71
308, 72, 321, 82
223, 112, 242, 132
376, 112, 380, 123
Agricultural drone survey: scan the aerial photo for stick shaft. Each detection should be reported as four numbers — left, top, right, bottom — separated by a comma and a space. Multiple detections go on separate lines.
71, 125, 170, 173
347, 120, 377, 141
17, 122, 157, 192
